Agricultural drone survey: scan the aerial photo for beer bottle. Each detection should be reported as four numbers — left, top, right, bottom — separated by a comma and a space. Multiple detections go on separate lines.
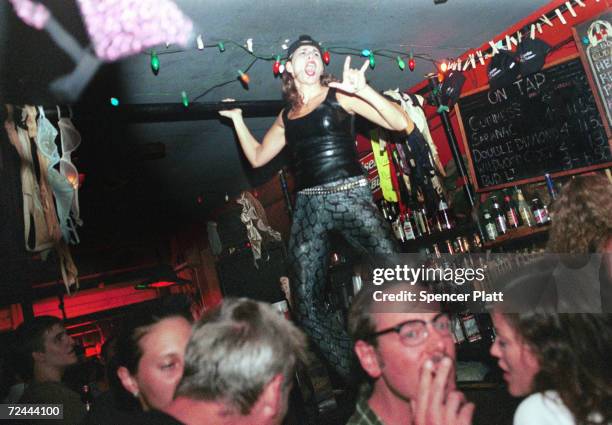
437, 198, 454, 230
503, 193, 520, 228
483, 209, 498, 241
531, 197, 550, 226
515, 187, 535, 227
491, 197, 508, 235
81, 384, 94, 412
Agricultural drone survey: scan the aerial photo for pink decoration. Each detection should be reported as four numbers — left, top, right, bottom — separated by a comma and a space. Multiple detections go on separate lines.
76, 0, 193, 62
9, 0, 51, 30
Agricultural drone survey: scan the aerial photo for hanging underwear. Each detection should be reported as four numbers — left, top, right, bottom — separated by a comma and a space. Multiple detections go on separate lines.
58, 109, 83, 242
4, 106, 56, 252
35, 107, 79, 244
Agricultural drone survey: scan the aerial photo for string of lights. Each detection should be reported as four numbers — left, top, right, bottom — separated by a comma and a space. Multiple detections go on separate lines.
119, 40, 444, 106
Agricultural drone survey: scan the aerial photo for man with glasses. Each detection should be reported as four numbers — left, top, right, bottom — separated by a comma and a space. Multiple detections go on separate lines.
346, 282, 475, 425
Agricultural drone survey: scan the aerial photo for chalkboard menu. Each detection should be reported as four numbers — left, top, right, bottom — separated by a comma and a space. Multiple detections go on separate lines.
456, 56, 612, 191
573, 11, 612, 139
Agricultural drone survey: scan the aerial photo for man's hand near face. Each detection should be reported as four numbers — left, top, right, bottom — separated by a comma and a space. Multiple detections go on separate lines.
413, 356, 475, 425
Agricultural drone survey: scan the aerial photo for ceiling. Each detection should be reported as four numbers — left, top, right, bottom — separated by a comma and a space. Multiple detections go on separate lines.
0, 0, 552, 284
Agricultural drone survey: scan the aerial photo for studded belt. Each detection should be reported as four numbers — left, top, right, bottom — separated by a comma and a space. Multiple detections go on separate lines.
299, 178, 368, 195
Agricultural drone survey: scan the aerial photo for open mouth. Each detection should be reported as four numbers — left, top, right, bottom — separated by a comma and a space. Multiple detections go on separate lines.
305, 61, 317, 76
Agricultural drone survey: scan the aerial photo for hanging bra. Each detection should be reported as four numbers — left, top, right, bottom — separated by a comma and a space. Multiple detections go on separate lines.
57, 106, 83, 243
35, 107, 80, 244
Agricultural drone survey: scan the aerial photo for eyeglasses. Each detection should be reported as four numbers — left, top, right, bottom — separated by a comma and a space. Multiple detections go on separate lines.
367, 313, 453, 347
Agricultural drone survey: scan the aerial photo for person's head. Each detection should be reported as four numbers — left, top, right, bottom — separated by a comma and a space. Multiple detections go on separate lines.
547, 174, 612, 254
14, 316, 77, 381
175, 297, 307, 425
348, 282, 456, 402
282, 35, 335, 108
490, 312, 612, 423
115, 296, 193, 411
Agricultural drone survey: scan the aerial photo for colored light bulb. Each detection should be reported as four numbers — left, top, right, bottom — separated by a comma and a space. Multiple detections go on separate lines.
440, 61, 448, 73
238, 70, 250, 85
397, 56, 405, 70
110, 97, 119, 106
181, 91, 189, 107
361, 49, 372, 57
150, 50, 160, 75
408, 51, 415, 71
582, 36, 589, 45
218, 42, 225, 52
369, 54, 375, 69
272, 55, 281, 75
322, 50, 330, 65
438, 72, 444, 83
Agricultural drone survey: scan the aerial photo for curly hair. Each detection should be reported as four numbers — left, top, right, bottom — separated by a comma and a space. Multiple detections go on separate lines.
280, 70, 337, 110
504, 313, 612, 425
547, 174, 612, 254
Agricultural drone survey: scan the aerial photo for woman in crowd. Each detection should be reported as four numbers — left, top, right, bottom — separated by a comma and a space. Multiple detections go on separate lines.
82, 296, 193, 424
490, 311, 612, 425
546, 173, 612, 312
219, 35, 411, 377
547, 173, 612, 255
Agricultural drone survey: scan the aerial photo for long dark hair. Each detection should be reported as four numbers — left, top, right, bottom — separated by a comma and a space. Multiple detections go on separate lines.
504, 313, 612, 425
281, 69, 337, 110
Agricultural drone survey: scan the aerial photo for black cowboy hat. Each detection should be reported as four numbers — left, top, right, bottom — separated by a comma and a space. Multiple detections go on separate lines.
287, 35, 322, 59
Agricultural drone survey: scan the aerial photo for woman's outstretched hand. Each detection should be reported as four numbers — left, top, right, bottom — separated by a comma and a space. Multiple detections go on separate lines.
328, 56, 369, 94
218, 108, 242, 120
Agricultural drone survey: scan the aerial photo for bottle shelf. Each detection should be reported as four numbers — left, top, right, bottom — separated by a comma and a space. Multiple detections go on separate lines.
482, 225, 549, 249
399, 223, 477, 252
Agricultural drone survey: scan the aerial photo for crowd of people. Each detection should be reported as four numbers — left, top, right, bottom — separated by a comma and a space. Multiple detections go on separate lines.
4, 275, 611, 425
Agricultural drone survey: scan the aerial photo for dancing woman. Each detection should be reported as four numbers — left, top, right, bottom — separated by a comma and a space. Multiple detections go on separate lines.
219, 35, 412, 376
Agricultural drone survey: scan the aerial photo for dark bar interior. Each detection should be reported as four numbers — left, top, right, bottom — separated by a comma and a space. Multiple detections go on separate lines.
1, 1, 611, 424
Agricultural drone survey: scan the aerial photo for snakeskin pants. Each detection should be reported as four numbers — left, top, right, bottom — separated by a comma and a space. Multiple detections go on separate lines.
288, 177, 398, 378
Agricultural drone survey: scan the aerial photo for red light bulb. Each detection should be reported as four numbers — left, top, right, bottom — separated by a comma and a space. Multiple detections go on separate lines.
272, 55, 281, 75
323, 50, 330, 65
408, 58, 415, 71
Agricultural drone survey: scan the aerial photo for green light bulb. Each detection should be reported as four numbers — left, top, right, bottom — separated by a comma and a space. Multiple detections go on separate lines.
110, 97, 119, 106
181, 91, 189, 107
369, 54, 375, 69
150, 51, 160, 75
397, 56, 405, 70
218, 42, 225, 52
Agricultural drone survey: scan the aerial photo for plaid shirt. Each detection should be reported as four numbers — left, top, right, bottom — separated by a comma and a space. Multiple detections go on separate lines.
345, 394, 386, 425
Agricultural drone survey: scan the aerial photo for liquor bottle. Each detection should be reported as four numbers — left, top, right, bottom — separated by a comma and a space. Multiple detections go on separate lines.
402, 212, 416, 240
408, 209, 423, 238
392, 217, 405, 242
81, 384, 94, 412
414, 206, 430, 236
503, 192, 520, 229
380, 200, 390, 221
437, 198, 454, 231
531, 197, 550, 226
445, 239, 455, 255
483, 209, 498, 241
491, 197, 508, 235
515, 187, 535, 227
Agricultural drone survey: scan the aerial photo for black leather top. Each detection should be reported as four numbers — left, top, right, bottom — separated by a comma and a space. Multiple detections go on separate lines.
283, 88, 364, 190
